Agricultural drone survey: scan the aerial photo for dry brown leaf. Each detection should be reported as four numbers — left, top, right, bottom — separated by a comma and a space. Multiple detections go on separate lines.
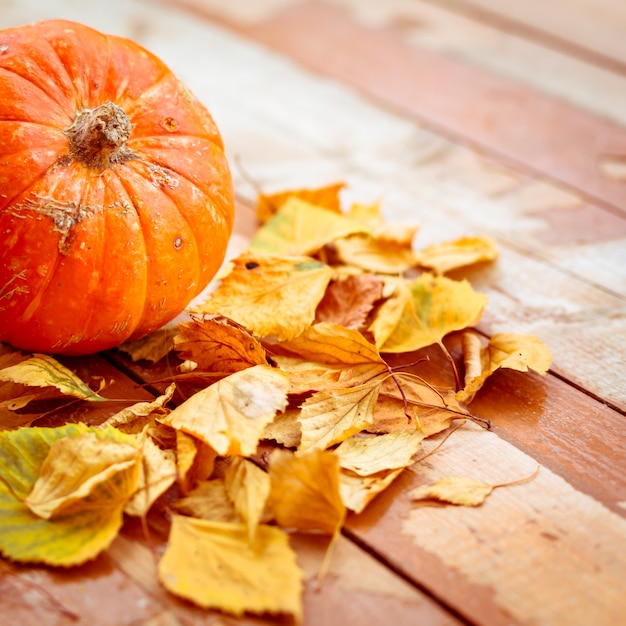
314, 274, 384, 330
174, 316, 268, 375
171, 479, 239, 522
117, 327, 179, 363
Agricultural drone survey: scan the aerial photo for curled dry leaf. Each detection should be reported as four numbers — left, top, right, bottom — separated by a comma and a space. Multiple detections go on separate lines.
117, 327, 179, 363
458, 332, 553, 403
0, 353, 105, 401
339, 468, 404, 514
174, 316, 268, 375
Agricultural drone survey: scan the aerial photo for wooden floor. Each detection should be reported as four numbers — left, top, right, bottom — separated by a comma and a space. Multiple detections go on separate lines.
2, 0, 626, 624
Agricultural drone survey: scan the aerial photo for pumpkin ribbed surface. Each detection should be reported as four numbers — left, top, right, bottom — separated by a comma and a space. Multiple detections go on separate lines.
0, 20, 234, 355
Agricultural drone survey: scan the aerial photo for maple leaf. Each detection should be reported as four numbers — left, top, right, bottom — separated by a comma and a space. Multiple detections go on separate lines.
158, 516, 304, 620
0, 353, 105, 401
415, 235, 498, 275
458, 332, 553, 403
268, 448, 346, 535
298, 381, 381, 452
161, 365, 289, 456
250, 196, 369, 255
174, 316, 268, 374
191, 253, 334, 341
256, 181, 345, 223
0, 424, 139, 565
315, 274, 384, 330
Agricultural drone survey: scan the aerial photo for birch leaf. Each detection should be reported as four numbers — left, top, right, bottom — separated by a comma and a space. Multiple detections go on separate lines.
171, 479, 239, 522
224, 457, 271, 542
191, 253, 333, 341
458, 332, 553, 403
0, 354, 105, 401
161, 365, 289, 456
158, 516, 304, 621
124, 438, 177, 517
415, 235, 498, 275
0, 424, 139, 566
378, 273, 487, 353
250, 197, 369, 256
257, 181, 345, 223
409, 475, 494, 506
334, 234, 418, 274
298, 381, 381, 452
334, 431, 423, 476
268, 449, 346, 535
175, 430, 217, 494
339, 468, 404, 514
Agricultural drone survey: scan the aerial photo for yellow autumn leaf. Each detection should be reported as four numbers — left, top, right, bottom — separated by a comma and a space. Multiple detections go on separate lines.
409, 467, 539, 506
257, 181, 345, 223
377, 273, 488, 353
0, 424, 139, 566
171, 478, 239, 522
334, 234, 418, 274
333, 430, 423, 476
175, 430, 217, 494
415, 235, 498, 275
124, 437, 177, 517
458, 332, 553, 403
250, 197, 369, 256
268, 449, 346, 535
158, 516, 304, 620
0, 353, 105, 401
191, 253, 334, 341
367, 277, 412, 351
409, 476, 495, 506
174, 316, 268, 375
263, 407, 302, 448
271, 323, 389, 396
161, 365, 289, 456
298, 381, 381, 452
25, 430, 140, 520
339, 468, 404, 514
224, 457, 271, 542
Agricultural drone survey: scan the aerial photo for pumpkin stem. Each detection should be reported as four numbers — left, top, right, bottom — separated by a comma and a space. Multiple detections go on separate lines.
64, 102, 133, 169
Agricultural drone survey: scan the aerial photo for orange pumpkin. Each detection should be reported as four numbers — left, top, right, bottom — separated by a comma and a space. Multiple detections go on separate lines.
0, 20, 234, 355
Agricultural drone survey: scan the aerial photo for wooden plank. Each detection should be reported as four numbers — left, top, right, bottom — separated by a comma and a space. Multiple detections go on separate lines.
433, 0, 626, 73
346, 422, 626, 626
193, 0, 626, 215
187, 0, 626, 128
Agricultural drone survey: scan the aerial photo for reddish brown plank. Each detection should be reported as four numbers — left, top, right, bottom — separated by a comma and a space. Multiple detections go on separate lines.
189, 1, 626, 215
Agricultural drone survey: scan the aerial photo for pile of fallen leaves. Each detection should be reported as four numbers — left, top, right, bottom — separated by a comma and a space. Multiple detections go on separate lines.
0, 182, 552, 622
